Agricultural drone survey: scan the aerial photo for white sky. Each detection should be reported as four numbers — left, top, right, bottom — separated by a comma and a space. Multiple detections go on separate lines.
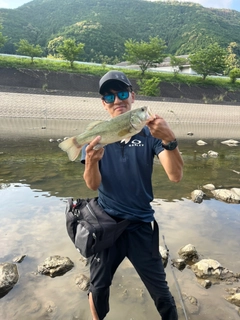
0, 0, 240, 11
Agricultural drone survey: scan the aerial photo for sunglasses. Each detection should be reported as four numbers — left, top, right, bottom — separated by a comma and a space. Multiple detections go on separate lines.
102, 91, 129, 104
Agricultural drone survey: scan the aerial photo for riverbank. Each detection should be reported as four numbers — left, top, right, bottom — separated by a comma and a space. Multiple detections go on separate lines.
0, 91, 239, 140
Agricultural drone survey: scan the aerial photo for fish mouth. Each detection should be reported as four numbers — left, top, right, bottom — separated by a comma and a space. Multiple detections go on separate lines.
146, 106, 155, 120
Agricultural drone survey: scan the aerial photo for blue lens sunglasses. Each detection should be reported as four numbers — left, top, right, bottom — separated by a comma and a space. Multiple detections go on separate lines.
102, 91, 129, 104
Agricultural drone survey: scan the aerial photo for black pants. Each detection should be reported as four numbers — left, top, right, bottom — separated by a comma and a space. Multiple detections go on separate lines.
89, 222, 178, 320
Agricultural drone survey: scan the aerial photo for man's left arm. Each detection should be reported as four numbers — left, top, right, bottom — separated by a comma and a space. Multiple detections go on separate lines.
147, 115, 184, 182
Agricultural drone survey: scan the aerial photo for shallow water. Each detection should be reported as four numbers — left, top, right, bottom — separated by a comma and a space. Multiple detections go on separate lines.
0, 135, 240, 320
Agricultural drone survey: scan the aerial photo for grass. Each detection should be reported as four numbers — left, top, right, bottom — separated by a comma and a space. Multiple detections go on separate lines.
0, 55, 240, 90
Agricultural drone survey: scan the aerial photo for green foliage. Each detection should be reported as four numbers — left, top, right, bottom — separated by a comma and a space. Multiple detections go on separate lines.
0, 24, 7, 49
124, 36, 167, 76
57, 39, 84, 68
189, 43, 227, 80
16, 39, 43, 63
47, 36, 64, 57
0, 55, 239, 92
229, 68, 240, 83
1, 0, 240, 63
137, 77, 161, 96
170, 55, 188, 75
225, 42, 239, 75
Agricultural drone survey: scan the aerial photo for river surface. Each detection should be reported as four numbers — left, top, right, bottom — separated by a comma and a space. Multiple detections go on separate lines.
0, 131, 240, 320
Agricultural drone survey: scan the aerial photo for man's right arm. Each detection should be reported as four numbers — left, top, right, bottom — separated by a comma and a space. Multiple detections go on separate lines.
83, 136, 104, 191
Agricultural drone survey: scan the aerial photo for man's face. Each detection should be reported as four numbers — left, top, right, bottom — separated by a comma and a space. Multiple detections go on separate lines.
101, 88, 135, 118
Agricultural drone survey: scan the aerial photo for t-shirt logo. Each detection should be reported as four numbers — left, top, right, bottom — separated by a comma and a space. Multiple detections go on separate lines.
129, 139, 144, 147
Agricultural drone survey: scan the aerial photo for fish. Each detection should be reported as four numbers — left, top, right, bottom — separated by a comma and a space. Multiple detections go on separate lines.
59, 106, 154, 161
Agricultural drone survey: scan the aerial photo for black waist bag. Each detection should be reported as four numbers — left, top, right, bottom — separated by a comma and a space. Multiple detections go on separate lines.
65, 197, 130, 258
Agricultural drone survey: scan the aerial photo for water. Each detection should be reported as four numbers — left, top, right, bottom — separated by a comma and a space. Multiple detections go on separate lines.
0, 136, 240, 320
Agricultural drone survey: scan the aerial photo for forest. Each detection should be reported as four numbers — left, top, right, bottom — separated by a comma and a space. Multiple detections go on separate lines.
0, 0, 240, 63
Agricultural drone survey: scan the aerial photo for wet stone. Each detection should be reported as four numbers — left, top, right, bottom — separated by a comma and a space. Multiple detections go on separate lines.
0, 263, 19, 298
38, 255, 74, 278
75, 274, 90, 291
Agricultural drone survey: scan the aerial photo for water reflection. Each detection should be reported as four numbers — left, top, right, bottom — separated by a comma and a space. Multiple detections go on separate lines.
0, 136, 240, 320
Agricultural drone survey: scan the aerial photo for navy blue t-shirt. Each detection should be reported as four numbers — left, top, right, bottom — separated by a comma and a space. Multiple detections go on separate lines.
81, 126, 163, 222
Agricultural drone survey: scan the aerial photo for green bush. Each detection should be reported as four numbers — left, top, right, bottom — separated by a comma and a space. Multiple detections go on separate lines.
229, 68, 240, 83
137, 77, 161, 96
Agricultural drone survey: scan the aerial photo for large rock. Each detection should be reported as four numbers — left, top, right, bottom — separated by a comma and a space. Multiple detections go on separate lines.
38, 255, 74, 278
191, 259, 236, 281
0, 263, 19, 298
191, 259, 222, 279
191, 190, 205, 204
225, 293, 240, 307
178, 244, 199, 263
211, 188, 240, 203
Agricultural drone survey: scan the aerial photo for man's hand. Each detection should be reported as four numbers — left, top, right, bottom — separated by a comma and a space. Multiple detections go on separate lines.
85, 136, 105, 163
146, 115, 176, 143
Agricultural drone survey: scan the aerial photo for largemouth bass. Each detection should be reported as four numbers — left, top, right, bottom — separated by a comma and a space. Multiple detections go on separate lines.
59, 106, 154, 161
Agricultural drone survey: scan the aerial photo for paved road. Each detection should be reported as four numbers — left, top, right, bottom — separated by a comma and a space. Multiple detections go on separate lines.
0, 92, 239, 139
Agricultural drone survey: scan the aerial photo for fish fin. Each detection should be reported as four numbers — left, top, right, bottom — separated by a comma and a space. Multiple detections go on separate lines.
86, 120, 105, 130
59, 137, 82, 161
121, 137, 131, 144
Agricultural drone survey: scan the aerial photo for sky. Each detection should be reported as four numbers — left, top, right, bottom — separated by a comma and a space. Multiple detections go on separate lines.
0, 0, 240, 11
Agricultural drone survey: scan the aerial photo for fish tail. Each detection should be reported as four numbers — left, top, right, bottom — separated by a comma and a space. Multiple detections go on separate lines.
58, 137, 82, 161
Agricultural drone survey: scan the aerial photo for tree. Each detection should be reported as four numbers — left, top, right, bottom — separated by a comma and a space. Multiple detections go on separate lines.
57, 39, 85, 68
16, 39, 43, 63
170, 55, 188, 75
124, 36, 167, 76
229, 68, 240, 83
225, 42, 239, 75
189, 43, 227, 80
47, 36, 64, 58
0, 24, 7, 49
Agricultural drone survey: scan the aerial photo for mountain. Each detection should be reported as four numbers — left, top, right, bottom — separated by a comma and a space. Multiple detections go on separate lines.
0, 0, 240, 63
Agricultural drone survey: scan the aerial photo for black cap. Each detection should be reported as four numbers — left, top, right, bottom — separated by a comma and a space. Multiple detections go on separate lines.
99, 71, 132, 94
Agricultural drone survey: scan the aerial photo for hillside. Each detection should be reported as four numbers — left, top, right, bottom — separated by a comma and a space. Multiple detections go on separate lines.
0, 0, 240, 63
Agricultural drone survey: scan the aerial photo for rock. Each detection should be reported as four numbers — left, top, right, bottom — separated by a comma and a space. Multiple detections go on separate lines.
191, 259, 235, 281
207, 150, 218, 158
187, 132, 194, 136
38, 255, 74, 277
0, 263, 19, 298
178, 244, 199, 263
202, 184, 215, 191
199, 279, 212, 289
221, 139, 240, 146
202, 153, 208, 158
79, 255, 90, 267
232, 170, 240, 175
13, 255, 26, 263
225, 293, 240, 307
232, 188, 240, 197
196, 140, 207, 146
76, 274, 90, 291
191, 190, 205, 203
171, 258, 186, 271
226, 287, 240, 295
191, 259, 222, 279
182, 293, 200, 315
159, 245, 169, 268
211, 189, 240, 203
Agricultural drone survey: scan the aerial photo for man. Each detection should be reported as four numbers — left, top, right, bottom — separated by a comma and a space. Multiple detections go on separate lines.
81, 70, 183, 320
